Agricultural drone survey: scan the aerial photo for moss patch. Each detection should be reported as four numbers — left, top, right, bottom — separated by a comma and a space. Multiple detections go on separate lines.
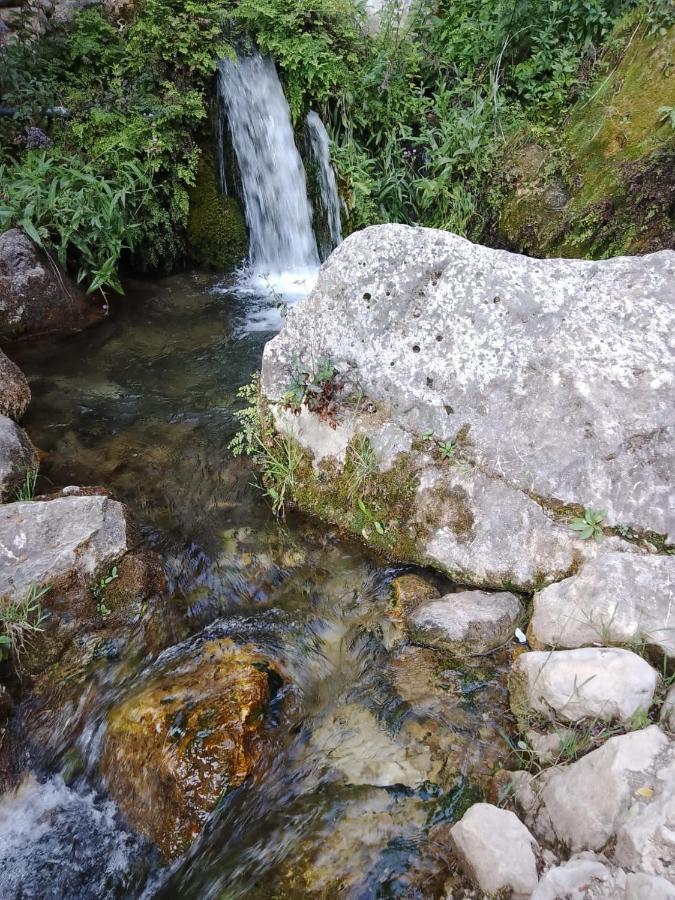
494, 16, 675, 258
186, 155, 248, 272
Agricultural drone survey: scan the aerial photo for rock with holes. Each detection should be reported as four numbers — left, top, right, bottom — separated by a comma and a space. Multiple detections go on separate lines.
0, 349, 31, 420
449, 802, 540, 898
510, 726, 674, 854
0, 416, 39, 501
509, 647, 658, 725
408, 588, 521, 655
261, 225, 674, 589
0, 228, 102, 340
529, 552, 675, 658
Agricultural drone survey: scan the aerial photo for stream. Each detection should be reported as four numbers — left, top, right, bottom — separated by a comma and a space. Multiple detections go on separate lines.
2, 273, 513, 899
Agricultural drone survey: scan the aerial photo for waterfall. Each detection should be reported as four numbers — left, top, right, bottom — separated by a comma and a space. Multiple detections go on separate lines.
217, 53, 319, 294
304, 111, 342, 260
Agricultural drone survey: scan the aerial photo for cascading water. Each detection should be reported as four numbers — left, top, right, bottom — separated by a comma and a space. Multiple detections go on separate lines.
217, 53, 319, 303
304, 111, 342, 261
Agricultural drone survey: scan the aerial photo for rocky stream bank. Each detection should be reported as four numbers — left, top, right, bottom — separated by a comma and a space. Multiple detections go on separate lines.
1, 223, 674, 897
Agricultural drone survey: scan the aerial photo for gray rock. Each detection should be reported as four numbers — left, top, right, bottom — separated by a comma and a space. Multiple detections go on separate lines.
408, 588, 520, 655
0, 228, 102, 340
530, 553, 675, 658
0, 495, 128, 599
0, 416, 38, 501
660, 686, 675, 732
449, 802, 539, 898
0, 349, 30, 420
261, 225, 675, 589
509, 648, 658, 724
511, 726, 673, 853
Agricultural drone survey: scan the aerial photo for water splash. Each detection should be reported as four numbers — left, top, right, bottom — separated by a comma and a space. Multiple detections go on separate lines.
305, 111, 342, 260
217, 52, 319, 310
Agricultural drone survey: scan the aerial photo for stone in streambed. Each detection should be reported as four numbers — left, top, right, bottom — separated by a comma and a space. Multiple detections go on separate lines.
0, 349, 30, 420
0, 416, 38, 501
509, 647, 658, 725
529, 552, 675, 658
408, 589, 521, 655
449, 802, 539, 898
100, 638, 276, 859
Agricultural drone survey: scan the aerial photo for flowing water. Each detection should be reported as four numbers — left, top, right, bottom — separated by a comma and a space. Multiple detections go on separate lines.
304, 111, 342, 260
217, 53, 320, 298
3, 274, 513, 899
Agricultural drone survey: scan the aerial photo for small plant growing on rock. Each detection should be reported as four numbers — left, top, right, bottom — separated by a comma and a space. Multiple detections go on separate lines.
437, 439, 455, 461
14, 468, 38, 502
355, 498, 385, 539
569, 508, 606, 542
282, 355, 343, 427
0, 584, 49, 666
345, 436, 378, 499
92, 565, 119, 619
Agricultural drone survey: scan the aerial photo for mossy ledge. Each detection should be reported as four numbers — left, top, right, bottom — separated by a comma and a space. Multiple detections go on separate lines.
186, 154, 248, 272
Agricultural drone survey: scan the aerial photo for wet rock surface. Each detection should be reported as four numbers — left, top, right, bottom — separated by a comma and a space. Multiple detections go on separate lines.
262, 225, 674, 588
0, 349, 30, 420
408, 588, 521, 656
0, 228, 102, 341
100, 638, 277, 859
0, 416, 38, 501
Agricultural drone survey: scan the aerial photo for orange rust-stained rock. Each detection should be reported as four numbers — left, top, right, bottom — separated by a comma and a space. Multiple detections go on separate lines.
100, 639, 276, 859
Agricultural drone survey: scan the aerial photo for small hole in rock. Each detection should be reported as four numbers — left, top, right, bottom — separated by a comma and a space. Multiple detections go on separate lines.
363, 292, 371, 301
436, 335, 443, 342
412, 345, 420, 353
426, 377, 433, 387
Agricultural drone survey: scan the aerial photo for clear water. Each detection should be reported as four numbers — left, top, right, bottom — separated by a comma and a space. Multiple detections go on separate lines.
5, 274, 513, 899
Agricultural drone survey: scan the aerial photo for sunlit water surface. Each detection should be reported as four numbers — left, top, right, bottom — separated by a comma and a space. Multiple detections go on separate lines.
3, 274, 512, 899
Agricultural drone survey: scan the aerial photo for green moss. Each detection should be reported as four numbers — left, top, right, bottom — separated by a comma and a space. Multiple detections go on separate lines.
186, 155, 248, 272
496, 16, 675, 258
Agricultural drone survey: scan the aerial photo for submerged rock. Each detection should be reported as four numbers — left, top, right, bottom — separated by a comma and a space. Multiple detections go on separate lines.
100, 638, 276, 859
408, 589, 521, 656
0, 416, 38, 501
509, 647, 658, 725
511, 725, 674, 858
0, 228, 102, 341
529, 553, 675, 658
261, 225, 674, 589
0, 349, 30, 420
449, 802, 539, 898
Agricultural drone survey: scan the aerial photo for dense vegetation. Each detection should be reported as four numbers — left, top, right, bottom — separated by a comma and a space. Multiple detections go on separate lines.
0, 0, 672, 293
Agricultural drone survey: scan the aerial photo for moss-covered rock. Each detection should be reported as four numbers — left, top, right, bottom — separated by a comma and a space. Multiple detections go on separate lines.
494, 16, 675, 258
186, 155, 248, 272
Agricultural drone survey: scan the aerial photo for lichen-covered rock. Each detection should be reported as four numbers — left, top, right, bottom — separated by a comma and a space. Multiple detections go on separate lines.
0, 228, 102, 340
0, 349, 30, 420
186, 156, 248, 272
261, 224, 674, 589
408, 589, 520, 656
511, 726, 673, 854
529, 553, 675, 658
0, 416, 38, 501
449, 802, 539, 898
390, 572, 439, 614
100, 639, 275, 859
509, 648, 658, 725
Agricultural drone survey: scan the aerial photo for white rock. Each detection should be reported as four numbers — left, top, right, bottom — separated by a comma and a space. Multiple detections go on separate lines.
530, 553, 675, 658
408, 589, 521, 655
532, 856, 615, 899
625, 872, 675, 899
449, 802, 539, 898
661, 686, 675, 732
0, 496, 128, 599
614, 780, 675, 879
510, 648, 658, 723
511, 726, 672, 852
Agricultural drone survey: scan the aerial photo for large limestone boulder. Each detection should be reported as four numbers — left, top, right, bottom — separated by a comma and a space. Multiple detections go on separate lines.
100, 638, 276, 859
408, 588, 520, 655
511, 726, 674, 856
0, 416, 38, 501
0, 229, 102, 340
529, 553, 675, 658
449, 802, 539, 898
0, 349, 30, 420
261, 225, 674, 589
509, 648, 658, 724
